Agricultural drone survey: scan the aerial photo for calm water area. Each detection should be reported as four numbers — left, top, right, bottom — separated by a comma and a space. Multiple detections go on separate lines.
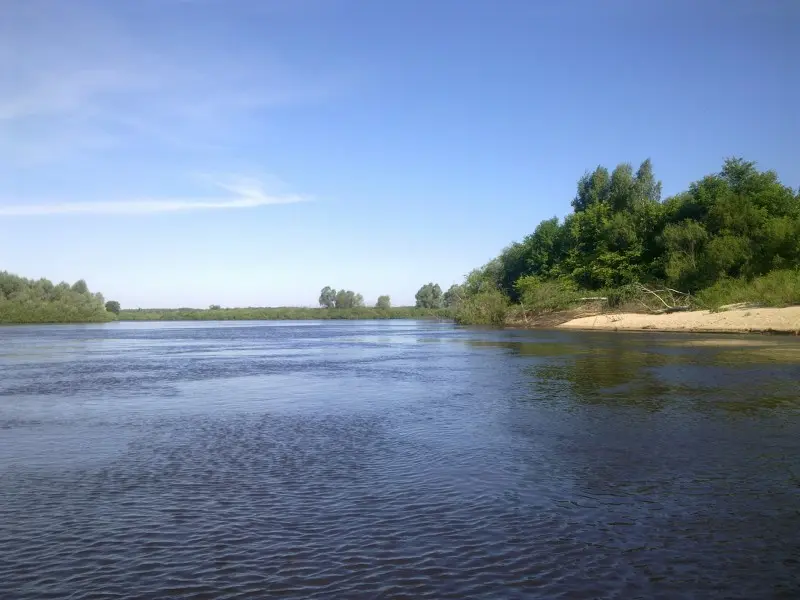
1, 320, 799, 598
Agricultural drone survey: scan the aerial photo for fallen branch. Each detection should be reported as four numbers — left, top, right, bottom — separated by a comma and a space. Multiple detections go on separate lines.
636, 284, 671, 309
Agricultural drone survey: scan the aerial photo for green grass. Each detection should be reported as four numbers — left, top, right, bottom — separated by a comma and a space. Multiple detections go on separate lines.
695, 269, 800, 310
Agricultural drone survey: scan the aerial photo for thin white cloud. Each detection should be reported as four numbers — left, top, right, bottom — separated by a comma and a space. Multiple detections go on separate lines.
0, 195, 304, 217
0, 177, 307, 216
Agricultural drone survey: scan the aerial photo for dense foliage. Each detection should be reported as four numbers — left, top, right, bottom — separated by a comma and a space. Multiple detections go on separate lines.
318, 287, 366, 309
451, 158, 800, 323
415, 283, 443, 308
375, 295, 391, 309
0, 272, 112, 323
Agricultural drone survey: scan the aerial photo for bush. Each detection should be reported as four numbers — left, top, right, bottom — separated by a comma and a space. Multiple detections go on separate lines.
0, 271, 112, 324
453, 290, 509, 326
515, 276, 581, 314
601, 284, 640, 309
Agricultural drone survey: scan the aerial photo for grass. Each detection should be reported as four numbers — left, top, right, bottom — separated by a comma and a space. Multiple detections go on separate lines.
695, 269, 800, 310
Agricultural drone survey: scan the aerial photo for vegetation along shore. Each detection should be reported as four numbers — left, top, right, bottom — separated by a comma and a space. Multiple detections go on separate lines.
2, 158, 798, 332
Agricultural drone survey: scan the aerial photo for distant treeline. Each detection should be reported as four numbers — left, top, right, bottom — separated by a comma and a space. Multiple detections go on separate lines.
436, 157, 800, 324
119, 306, 450, 321
0, 272, 113, 324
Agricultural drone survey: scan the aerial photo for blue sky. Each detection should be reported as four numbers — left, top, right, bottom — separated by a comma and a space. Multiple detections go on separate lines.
2, 0, 798, 308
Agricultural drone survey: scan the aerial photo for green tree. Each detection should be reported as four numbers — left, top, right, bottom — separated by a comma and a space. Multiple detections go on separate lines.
105, 300, 121, 314
71, 279, 89, 294
0, 271, 112, 324
319, 286, 337, 308
524, 217, 565, 279
662, 220, 709, 288
334, 290, 364, 309
443, 284, 465, 307
415, 283, 443, 308
375, 295, 391, 309
454, 156, 799, 317
608, 163, 636, 212
572, 166, 610, 212
634, 158, 662, 204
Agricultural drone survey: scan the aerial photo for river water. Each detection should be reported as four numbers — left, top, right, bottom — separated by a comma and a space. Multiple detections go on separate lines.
1, 321, 798, 599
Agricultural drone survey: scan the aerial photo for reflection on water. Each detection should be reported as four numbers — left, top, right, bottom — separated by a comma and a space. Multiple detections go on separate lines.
470, 334, 800, 414
1, 322, 799, 599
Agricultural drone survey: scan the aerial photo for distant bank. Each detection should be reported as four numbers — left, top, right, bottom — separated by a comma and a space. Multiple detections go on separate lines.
118, 305, 800, 335
117, 306, 451, 322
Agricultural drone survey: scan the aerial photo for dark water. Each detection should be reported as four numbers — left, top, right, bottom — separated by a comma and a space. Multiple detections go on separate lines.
1, 321, 799, 599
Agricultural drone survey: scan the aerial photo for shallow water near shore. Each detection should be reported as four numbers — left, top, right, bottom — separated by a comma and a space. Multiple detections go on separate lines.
1, 320, 799, 599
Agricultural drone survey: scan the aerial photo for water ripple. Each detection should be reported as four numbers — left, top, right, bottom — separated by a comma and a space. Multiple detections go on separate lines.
1, 322, 799, 599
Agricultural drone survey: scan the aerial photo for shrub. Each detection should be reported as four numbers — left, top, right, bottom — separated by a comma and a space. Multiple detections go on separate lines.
515, 276, 581, 314
453, 290, 509, 326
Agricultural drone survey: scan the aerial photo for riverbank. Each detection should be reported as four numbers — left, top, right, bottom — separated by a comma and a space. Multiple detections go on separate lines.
556, 306, 800, 334
118, 306, 451, 321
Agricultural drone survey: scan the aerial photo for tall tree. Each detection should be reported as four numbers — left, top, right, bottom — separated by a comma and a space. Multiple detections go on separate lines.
319, 286, 337, 308
572, 166, 610, 212
634, 158, 662, 204
415, 283, 443, 308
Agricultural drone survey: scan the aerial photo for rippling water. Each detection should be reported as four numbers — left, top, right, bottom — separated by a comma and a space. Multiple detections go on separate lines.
1, 320, 799, 599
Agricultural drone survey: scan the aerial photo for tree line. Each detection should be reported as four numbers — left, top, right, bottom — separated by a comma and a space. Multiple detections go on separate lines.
423, 158, 800, 324
318, 287, 393, 310
0, 272, 118, 323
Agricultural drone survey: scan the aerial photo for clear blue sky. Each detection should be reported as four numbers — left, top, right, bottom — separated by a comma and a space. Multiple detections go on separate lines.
2, 0, 798, 308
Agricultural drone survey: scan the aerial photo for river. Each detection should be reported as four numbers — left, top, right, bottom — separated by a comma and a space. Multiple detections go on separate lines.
1, 320, 798, 598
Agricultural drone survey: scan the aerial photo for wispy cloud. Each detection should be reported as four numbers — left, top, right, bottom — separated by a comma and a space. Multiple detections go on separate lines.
0, 0, 347, 166
0, 178, 307, 217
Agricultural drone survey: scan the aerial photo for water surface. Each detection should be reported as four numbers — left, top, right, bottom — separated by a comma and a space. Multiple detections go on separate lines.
1, 321, 799, 598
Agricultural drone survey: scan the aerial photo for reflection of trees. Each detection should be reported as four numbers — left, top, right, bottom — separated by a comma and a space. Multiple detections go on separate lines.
466, 339, 584, 358
464, 335, 800, 414
528, 347, 677, 410
525, 340, 800, 414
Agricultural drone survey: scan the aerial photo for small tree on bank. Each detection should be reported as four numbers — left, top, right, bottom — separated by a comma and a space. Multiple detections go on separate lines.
375, 295, 391, 309
334, 289, 364, 309
105, 300, 121, 315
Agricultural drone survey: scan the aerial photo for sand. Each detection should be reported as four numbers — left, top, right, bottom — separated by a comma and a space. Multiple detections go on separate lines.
558, 306, 800, 334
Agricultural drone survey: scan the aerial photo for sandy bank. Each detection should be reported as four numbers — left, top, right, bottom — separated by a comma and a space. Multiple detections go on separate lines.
558, 306, 800, 334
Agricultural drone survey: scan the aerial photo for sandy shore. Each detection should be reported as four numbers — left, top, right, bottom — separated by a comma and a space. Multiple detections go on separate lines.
558, 306, 800, 334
